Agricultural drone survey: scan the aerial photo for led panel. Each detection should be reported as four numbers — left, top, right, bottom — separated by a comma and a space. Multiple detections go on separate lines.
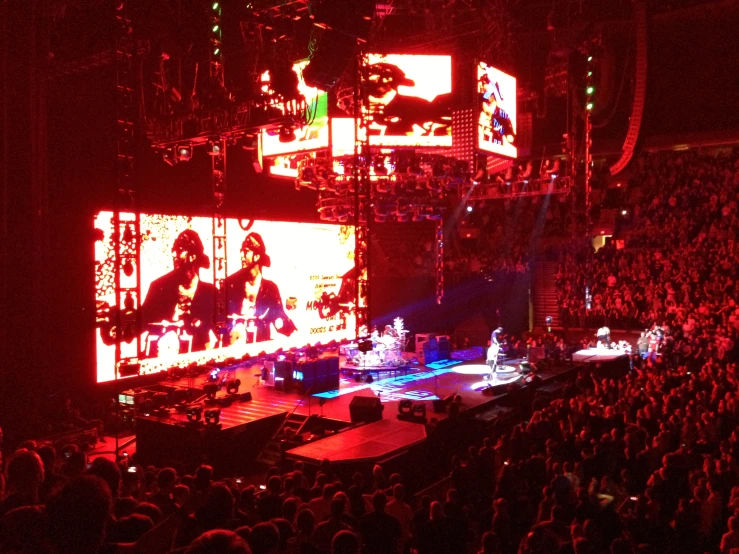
366, 54, 453, 148
94, 212, 356, 382
477, 62, 517, 159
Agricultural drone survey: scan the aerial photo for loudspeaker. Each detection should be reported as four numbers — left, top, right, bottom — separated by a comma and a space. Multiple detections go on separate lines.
275, 360, 293, 390
327, 356, 340, 374
239, 392, 253, 402
349, 396, 384, 423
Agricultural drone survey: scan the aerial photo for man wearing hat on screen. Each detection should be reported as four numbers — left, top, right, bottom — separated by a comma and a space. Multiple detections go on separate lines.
367, 61, 452, 138
226, 232, 296, 343
141, 229, 216, 352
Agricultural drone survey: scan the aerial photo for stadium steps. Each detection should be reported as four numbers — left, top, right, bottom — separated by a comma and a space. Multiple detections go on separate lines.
254, 412, 309, 468
532, 261, 561, 329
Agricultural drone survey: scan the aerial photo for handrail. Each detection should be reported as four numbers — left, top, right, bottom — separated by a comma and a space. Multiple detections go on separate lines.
414, 475, 453, 502
266, 382, 315, 446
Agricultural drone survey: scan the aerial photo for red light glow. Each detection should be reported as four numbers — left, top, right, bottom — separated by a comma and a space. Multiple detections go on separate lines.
366, 54, 453, 148
477, 62, 517, 159
94, 212, 356, 383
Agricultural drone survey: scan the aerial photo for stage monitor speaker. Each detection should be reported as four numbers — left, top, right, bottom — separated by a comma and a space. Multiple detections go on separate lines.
316, 358, 329, 379
327, 356, 340, 375
349, 396, 384, 423
275, 360, 294, 390
239, 392, 252, 402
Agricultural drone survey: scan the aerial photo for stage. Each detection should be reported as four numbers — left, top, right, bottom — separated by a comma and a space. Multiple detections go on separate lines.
110, 347, 577, 472
571, 347, 631, 379
572, 347, 629, 363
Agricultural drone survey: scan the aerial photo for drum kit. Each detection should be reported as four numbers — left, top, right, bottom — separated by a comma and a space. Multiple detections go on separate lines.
144, 320, 192, 358
342, 321, 409, 368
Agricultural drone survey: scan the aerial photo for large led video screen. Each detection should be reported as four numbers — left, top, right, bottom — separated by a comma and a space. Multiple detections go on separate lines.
367, 54, 453, 148
261, 60, 330, 157
94, 212, 356, 382
477, 62, 517, 159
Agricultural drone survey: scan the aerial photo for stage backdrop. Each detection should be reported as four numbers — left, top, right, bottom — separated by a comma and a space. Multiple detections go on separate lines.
94, 212, 356, 383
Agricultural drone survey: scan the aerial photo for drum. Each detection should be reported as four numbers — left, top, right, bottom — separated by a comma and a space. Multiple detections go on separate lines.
342, 343, 360, 358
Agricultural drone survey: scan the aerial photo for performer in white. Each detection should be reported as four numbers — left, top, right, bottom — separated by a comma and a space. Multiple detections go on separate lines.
596, 326, 611, 348
487, 327, 503, 380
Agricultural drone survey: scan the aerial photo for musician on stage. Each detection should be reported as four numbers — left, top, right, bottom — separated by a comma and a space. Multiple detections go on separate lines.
596, 326, 611, 348
487, 327, 504, 379
226, 232, 296, 343
140, 229, 216, 353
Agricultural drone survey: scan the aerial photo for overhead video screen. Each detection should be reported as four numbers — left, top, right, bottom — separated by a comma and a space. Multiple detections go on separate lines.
261, 60, 330, 157
477, 62, 517, 159
94, 212, 356, 383
367, 54, 453, 148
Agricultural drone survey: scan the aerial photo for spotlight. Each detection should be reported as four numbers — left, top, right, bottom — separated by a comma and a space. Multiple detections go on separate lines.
398, 399, 413, 415
621, 209, 628, 215
203, 383, 220, 399
466, 205, 473, 213
162, 148, 177, 166
586, 86, 594, 95
204, 408, 221, 425
412, 403, 427, 420
176, 145, 193, 162
186, 404, 203, 422
226, 379, 241, 395
545, 316, 553, 325
586, 102, 594, 111
206, 137, 223, 155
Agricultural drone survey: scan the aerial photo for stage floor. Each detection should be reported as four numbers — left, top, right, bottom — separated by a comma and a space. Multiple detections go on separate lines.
91, 348, 575, 467
572, 347, 629, 363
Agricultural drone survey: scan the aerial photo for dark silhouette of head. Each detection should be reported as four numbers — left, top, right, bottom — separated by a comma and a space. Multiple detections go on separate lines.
367, 63, 414, 99
186, 529, 252, 554
46, 476, 113, 554
86, 457, 121, 499
173, 229, 210, 278
240, 232, 271, 270
331, 530, 360, 554
248, 522, 280, 554
5, 449, 44, 498
371, 490, 387, 513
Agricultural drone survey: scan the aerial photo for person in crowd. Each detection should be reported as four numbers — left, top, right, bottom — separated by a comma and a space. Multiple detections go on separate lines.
0, 449, 44, 517
359, 491, 402, 554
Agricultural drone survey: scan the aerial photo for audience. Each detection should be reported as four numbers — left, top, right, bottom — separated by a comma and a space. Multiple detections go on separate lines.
3, 145, 739, 554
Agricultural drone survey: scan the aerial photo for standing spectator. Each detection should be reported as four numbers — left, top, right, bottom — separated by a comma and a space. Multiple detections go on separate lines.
359, 491, 401, 554
0, 450, 44, 517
